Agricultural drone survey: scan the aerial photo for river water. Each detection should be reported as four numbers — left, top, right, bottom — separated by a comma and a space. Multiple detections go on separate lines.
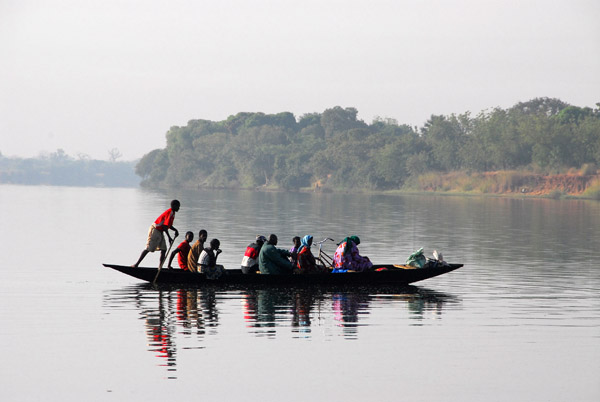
1, 184, 599, 401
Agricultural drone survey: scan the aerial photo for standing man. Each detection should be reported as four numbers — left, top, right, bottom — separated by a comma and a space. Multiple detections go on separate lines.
132, 200, 180, 268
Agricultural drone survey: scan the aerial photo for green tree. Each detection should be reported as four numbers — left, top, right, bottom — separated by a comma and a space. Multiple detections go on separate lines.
511, 97, 569, 117
320, 106, 365, 138
529, 118, 573, 170
373, 141, 408, 188
297, 113, 322, 131
575, 114, 600, 166
421, 114, 468, 171
135, 99, 599, 191
136, 149, 169, 184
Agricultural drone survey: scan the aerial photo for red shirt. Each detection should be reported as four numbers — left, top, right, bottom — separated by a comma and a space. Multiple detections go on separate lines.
244, 244, 260, 259
176, 241, 191, 270
154, 208, 175, 232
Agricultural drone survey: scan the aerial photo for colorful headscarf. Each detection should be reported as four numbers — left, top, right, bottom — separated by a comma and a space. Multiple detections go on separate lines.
300, 235, 313, 248
342, 235, 360, 254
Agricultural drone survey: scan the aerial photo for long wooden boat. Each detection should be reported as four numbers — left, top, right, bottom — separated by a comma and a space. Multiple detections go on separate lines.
103, 263, 462, 286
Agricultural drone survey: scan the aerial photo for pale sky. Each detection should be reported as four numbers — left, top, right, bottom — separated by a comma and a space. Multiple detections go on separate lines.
1, 0, 599, 160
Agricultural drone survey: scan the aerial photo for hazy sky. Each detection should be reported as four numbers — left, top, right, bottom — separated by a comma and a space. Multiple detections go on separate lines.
1, 0, 599, 160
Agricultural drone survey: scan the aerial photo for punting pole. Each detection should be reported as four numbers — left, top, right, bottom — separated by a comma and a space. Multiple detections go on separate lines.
153, 233, 178, 285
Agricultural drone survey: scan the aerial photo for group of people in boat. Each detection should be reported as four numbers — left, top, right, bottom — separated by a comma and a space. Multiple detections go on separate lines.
132, 200, 373, 278
131, 200, 225, 279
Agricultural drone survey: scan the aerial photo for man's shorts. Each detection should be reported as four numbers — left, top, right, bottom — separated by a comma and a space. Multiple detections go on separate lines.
145, 224, 167, 251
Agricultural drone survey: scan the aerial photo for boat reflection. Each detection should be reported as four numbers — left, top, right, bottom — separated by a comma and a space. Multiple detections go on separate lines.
103, 284, 460, 377
241, 288, 376, 338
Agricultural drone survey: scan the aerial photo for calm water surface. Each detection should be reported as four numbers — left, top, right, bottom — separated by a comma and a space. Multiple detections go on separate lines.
1, 185, 599, 401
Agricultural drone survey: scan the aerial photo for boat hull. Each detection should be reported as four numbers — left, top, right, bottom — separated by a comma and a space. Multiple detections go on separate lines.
103, 263, 462, 286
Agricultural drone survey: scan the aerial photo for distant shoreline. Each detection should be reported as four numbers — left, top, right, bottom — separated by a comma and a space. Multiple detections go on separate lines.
0, 154, 139, 188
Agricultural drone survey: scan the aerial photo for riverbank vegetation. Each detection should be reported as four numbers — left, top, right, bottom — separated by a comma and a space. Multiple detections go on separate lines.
136, 97, 599, 198
413, 169, 600, 199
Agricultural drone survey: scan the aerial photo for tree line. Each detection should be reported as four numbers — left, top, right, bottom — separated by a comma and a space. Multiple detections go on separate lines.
0, 149, 139, 187
136, 97, 600, 191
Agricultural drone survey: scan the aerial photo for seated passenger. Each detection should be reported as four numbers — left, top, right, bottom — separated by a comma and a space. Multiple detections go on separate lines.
333, 236, 373, 273
258, 234, 293, 275
167, 231, 194, 270
199, 238, 225, 279
289, 236, 301, 266
241, 235, 266, 274
187, 229, 208, 273
296, 235, 328, 274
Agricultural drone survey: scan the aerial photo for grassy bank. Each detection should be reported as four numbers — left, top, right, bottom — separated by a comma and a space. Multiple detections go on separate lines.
405, 170, 600, 200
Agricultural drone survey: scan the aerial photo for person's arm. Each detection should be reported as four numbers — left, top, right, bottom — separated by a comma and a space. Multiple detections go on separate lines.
215, 249, 222, 263
167, 247, 180, 269
170, 226, 179, 239
165, 226, 178, 244
289, 249, 298, 264
277, 248, 292, 259
274, 248, 293, 273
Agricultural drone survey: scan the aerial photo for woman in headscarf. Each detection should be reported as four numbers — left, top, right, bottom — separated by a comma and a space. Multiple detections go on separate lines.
295, 235, 326, 274
332, 235, 372, 273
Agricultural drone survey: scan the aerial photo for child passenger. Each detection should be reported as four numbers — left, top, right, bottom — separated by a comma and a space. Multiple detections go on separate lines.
289, 236, 301, 266
199, 238, 225, 280
167, 231, 194, 270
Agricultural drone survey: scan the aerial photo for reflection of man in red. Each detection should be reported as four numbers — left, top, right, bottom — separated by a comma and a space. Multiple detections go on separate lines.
151, 331, 174, 366
177, 289, 189, 324
132, 200, 180, 267
168, 231, 194, 270
144, 291, 177, 371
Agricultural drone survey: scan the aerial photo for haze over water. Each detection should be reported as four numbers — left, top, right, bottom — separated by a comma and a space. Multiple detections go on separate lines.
2, 1, 599, 160
1, 184, 599, 401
